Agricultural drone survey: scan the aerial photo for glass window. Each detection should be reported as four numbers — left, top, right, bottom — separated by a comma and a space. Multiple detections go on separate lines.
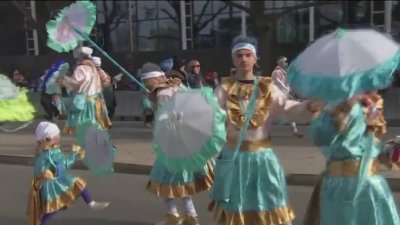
137, 1, 157, 20
277, 14, 296, 43
110, 21, 131, 52
138, 37, 157, 52
392, 1, 400, 42
156, 19, 180, 50
138, 20, 158, 38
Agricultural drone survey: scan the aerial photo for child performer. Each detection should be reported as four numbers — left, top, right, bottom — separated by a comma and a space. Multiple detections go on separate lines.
141, 63, 213, 225
27, 121, 109, 225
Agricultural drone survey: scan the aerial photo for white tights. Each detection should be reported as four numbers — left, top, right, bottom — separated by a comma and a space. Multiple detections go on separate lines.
164, 197, 197, 216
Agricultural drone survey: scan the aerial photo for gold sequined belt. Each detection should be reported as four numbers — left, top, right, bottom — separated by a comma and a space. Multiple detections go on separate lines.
226, 137, 272, 152
86, 95, 99, 100
327, 159, 380, 177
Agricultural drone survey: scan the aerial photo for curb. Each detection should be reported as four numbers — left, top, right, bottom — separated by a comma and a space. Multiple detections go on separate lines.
2, 154, 400, 191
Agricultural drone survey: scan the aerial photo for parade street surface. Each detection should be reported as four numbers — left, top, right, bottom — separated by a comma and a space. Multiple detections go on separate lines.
1, 120, 400, 189
1, 163, 399, 225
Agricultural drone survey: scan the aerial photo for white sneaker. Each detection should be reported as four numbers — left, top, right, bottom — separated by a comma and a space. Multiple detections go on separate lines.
89, 201, 110, 210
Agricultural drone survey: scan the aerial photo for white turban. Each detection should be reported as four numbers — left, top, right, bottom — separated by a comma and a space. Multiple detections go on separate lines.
35, 122, 60, 141
231, 42, 257, 56
140, 71, 165, 81
92, 56, 101, 67
73, 46, 93, 59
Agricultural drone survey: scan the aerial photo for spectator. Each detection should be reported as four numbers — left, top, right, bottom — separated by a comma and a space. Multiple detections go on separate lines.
165, 55, 187, 85
185, 59, 207, 88
12, 69, 29, 88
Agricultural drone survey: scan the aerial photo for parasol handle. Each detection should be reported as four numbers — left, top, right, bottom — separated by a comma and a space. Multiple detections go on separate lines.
73, 28, 149, 92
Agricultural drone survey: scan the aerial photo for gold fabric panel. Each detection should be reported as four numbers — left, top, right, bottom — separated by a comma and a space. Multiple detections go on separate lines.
226, 137, 272, 152
93, 97, 112, 130
208, 201, 295, 225
222, 77, 273, 130
327, 159, 379, 177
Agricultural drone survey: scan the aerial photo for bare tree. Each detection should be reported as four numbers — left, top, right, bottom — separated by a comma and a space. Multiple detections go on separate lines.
97, 0, 129, 51
159, 0, 229, 46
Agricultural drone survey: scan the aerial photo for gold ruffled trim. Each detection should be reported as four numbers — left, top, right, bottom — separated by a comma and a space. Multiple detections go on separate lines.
27, 172, 86, 225
226, 137, 272, 152
222, 77, 273, 130
208, 201, 295, 225
146, 163, 214, 198
41, 177, 86, 214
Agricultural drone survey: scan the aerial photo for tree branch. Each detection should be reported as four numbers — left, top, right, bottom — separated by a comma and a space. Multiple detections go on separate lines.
195, 0, 211, 25
197, 5, 229, 33
222, 1, 250, 14
160, 8, 180, 25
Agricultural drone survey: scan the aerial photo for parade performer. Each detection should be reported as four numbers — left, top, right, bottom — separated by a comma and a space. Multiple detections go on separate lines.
303, 94, 399, 225
285, 28, 400, 225
0, 74, 35, 122
27, 121, 109, 225
302, 91, 394, 225
91, 56, 117, 120
40, 60, 70, 120
58, 46, 112, 134
208, 36, 321, 225
142, 63, 213, 225
271, 56, 303, 138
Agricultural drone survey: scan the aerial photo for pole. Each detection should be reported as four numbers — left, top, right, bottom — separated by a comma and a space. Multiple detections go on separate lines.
30, 0, 39, 55
309, 1, 314, 42
241, 1, 247, 36
180, 0, 187, 50
128, 1, 134, 52
385, 0, 392, 34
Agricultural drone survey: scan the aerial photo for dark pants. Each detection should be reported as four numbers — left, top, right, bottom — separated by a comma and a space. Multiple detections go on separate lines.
40, 92, 59, 120
103, 86, 116, 120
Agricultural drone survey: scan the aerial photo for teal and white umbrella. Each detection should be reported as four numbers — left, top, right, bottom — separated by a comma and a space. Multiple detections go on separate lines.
46, 0, 147, 91
77, 122, 116, 176
287, 28, 400, 103
153, 87, 226, 172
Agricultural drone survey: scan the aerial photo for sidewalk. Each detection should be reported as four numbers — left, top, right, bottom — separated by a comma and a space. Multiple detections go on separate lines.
1, 120, 400, 190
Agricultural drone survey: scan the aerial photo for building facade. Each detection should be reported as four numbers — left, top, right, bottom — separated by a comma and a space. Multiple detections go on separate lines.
0, 1, 399, 77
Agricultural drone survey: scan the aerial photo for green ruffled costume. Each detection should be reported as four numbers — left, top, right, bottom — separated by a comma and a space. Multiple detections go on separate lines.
0, 74, 35, 122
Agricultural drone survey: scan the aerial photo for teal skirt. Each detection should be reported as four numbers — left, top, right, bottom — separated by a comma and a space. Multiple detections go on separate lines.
146, 158, 213, 198
64, 94, 111, 133
40, 173, 86, 213
320, 175, 400, 225
209, 147, 294, 225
